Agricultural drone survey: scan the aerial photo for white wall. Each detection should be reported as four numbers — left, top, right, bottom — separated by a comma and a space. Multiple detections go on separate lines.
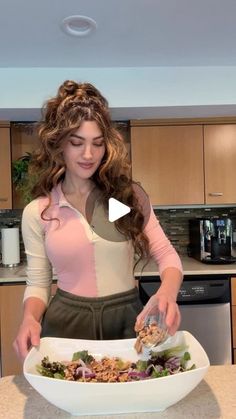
1, 66, 236, 120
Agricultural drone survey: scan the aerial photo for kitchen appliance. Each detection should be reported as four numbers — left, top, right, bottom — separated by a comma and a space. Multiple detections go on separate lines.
138, 275, 232, 365
189, 217, 236, 264
1, 224, 20, 267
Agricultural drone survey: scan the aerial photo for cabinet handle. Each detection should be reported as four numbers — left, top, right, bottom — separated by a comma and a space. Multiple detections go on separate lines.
0, 198, 8, 201
208, 192, 223, 196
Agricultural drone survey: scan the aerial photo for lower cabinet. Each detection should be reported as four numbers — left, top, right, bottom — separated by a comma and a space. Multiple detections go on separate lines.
231, 278, 236, 364
0, 284, 25, 376
0, 282, 57, 377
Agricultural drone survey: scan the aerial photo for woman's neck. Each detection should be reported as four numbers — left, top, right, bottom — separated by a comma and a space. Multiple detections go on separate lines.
62, 175, 94, 197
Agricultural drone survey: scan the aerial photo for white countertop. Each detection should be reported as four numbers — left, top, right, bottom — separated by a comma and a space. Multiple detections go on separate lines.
135, 256, 236, 276
1, 256, 236, 284
0, 265, 27, 283
0, 366, 236, 418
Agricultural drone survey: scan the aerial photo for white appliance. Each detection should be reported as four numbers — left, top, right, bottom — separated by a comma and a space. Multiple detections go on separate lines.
1, 225, 20, 267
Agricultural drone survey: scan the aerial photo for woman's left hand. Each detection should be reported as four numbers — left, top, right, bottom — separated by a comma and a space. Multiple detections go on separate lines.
135, 288, 181, 336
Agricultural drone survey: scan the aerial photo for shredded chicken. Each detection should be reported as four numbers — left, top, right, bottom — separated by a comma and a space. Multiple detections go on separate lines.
134, 320, 167, 354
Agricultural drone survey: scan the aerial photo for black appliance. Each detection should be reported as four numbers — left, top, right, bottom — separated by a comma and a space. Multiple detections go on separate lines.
188, 218, 236, 264
138, 275, 232, 365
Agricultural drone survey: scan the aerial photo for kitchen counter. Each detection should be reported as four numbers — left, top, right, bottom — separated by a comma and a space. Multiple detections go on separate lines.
1, 256, 236, 284
0, 264, 27, 283
0, 366, 236, 418
135, 256, 236, 276
0, 265, 57, 283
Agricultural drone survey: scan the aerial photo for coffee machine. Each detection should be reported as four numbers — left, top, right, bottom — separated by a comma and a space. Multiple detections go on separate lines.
189, 217, 236, 264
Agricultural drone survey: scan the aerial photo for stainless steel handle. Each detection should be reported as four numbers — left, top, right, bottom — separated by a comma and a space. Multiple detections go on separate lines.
0, 198, 8, 201
208, 192, 223, 197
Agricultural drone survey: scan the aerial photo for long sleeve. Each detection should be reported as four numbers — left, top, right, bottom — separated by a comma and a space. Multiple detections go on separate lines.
134, 183, 183, 276
144, 209, 183, 275
21, 199, 52, 305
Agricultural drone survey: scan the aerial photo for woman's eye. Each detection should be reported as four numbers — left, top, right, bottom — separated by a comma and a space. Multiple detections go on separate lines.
70, 141, 83, 146
93, 143, 104, 147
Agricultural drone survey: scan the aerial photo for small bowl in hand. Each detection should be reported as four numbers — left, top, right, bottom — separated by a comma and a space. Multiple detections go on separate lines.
134, 310, 169, 354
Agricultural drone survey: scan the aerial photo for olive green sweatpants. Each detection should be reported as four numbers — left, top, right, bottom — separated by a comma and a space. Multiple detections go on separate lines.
41, 287, 143, 340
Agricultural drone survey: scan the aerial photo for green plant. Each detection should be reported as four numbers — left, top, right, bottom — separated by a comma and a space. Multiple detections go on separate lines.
12, 152, 33, 204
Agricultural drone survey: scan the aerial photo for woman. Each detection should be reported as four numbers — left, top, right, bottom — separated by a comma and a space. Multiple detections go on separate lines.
14, 80, 183, 360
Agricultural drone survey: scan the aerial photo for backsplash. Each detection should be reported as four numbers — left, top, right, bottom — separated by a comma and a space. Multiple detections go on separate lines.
1, 206, 236, 263
154, 207, 236, 256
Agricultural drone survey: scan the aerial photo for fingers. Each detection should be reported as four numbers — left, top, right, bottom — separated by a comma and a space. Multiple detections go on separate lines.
13, 322, 41, 361
30, 330, 41, 347
134, 312, 145, 332
13, 335, 30, 362
135, 297, 181, 336
166, 304, 181, 335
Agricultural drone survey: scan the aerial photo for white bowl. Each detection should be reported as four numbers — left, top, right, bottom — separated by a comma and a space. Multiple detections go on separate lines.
23, 331, 210, 416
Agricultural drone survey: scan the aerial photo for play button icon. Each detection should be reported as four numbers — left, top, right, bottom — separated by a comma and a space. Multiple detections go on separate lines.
85, 183, 150, 242
108, 198, 131, 222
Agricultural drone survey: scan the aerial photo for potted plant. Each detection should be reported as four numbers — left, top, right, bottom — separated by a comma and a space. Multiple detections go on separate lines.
12, 152, 33, 205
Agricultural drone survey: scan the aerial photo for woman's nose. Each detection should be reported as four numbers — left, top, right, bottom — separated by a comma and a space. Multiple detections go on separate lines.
82, 146, 93, 159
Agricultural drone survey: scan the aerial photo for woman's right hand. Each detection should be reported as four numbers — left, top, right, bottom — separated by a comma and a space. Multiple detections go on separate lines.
13, 315, 42, 361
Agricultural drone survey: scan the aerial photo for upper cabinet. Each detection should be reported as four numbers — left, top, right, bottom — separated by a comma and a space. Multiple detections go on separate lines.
0, 122, 12, 209
204, 124, 236, 205
131, 120, 236, 206
131, 124, 204, 205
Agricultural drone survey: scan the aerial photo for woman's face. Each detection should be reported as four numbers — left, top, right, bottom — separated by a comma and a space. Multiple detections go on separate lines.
62, 120, 106, 180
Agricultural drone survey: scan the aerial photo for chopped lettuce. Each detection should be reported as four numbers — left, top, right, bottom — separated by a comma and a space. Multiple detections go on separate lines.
72, 350, 94, 363
151, 368, 170, 378
36, 356, 65, 379
116, 358, 131, 371
150, 344, 189, 359
136, 360, 148, 372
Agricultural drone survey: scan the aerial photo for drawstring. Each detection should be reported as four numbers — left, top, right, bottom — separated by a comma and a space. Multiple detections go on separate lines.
88, 304, 97, 339
82, 291, 139, 339
98, 303, 106, 340
87, 302, 106, 339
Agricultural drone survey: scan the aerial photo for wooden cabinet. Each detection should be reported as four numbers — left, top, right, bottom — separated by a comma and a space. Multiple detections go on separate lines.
231, 277, 236, 364
0, 122, 12, 209
131, 124, 204, 205
0, 283, 25, 376
0, 282, 57, 376
131, 121, 236, 206
204, 125, 236, 205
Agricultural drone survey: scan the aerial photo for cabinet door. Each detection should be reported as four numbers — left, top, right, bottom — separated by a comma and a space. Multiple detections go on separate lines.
0, 283, 58, 376
0, 126, 12, 209
204, 125, 236, 204
0, 284, 25, 376
131, 125, 204, 205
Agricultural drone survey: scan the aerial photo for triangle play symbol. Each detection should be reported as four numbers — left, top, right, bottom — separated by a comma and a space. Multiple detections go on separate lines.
108, 198, 131, 222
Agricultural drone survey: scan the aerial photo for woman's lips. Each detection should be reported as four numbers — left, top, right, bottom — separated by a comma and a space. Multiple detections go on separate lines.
78, 163, 94, 169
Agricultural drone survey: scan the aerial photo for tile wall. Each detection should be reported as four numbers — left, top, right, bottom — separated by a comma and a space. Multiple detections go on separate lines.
1, 206, 236, 263
155, 206, 236, 256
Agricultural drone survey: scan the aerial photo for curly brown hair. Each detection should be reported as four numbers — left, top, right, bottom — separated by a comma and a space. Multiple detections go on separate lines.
30, 80, 150, 263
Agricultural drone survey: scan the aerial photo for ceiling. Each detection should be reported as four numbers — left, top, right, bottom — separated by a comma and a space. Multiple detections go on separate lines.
1, 0, 236, 68
1, 0, 236, 121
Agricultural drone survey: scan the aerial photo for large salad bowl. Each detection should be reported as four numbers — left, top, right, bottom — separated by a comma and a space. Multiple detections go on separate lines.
23, 330, 210, 416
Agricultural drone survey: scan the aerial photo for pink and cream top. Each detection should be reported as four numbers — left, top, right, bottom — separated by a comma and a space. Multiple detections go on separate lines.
22, 183, 183, 305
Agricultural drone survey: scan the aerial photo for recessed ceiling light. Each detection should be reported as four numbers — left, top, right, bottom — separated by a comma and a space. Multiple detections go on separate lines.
61, 15, 97, 37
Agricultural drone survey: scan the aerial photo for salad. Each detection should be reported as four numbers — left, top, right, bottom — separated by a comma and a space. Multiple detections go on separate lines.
36, 345, 196, 383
